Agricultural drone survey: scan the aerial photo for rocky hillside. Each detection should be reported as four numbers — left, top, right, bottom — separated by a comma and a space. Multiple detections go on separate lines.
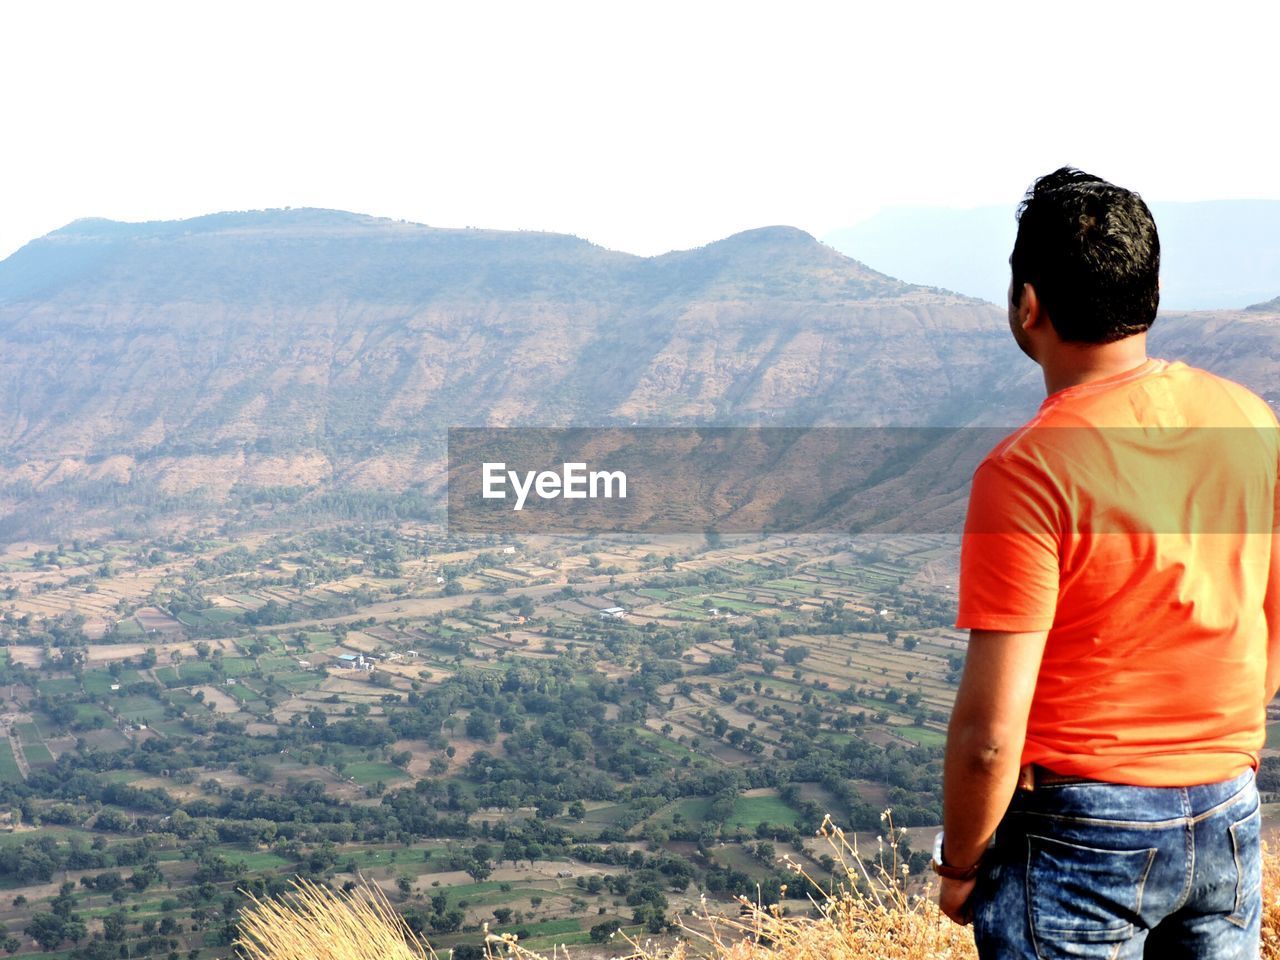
1150, 301, 1280, 407
1, 210, 1274, 538
0, 210, 1028, 537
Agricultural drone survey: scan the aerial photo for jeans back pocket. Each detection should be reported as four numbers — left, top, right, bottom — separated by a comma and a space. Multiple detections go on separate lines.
1027, 832, 1157, 957
1227, 803, 1262, 928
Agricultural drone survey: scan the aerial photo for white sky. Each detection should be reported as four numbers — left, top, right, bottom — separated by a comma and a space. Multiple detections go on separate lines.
2, 0, 1278, 260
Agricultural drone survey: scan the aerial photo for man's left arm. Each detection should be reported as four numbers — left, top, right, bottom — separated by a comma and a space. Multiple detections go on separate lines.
938, 627, 1048, 924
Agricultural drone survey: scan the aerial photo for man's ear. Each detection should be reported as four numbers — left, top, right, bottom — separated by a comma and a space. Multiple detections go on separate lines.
1018, 283, 1045, 332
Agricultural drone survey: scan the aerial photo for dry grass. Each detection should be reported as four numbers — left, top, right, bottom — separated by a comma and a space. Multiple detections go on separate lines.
669, 813, 974, 960
236, 878, 435, 960
236, 814, 1280, 960
1264, 836, 1280, 960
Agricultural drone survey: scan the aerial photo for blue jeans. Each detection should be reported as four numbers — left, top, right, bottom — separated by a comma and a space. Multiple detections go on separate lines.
972, 767, 1261, 959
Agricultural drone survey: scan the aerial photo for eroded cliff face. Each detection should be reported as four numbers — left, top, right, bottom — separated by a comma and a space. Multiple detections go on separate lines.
3, 208, 1272, 538
0, 211, 1026, 536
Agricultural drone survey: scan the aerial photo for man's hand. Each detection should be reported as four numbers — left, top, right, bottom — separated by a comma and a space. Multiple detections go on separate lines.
938, 875, 977, 925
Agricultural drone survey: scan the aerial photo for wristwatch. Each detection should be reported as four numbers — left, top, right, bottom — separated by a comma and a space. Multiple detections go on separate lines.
931, 831, 981, 881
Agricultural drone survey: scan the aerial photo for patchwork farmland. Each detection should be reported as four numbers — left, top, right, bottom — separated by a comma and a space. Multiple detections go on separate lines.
0, 523, 1247, 959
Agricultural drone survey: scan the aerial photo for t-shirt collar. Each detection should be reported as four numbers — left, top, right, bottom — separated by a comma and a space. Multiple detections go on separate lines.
1040, 357, 1167, 410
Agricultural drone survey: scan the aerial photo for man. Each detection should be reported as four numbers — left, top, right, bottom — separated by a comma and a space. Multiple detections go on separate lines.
936, 167, 1280, 959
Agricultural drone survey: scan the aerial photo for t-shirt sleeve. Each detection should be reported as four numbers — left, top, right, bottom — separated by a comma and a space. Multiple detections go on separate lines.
955, 456, 1062, 632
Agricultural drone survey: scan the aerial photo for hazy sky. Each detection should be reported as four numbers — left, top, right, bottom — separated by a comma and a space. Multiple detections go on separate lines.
2, 1, 1277, 260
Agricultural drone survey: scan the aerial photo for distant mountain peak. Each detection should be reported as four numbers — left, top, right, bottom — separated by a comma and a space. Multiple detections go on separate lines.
646, 222, 910, 295
44, 208, 426, 243
711, 225, 820, 247
32, 213, 840, 265
1246, 295, 1280, 312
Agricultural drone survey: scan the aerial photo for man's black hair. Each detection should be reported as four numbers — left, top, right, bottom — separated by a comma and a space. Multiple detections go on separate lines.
1010, 166, 1160, 344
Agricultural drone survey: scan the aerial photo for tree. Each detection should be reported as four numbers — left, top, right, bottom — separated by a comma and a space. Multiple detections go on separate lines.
430, 909, 463, 933
26, 914, 68, 951
465, 711, 496, 742
103, 909, 129, 942
51, 882, 76, 917
783, 645, 809, 666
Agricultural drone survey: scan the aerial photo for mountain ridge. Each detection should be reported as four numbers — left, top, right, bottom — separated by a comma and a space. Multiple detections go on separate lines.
1, 209, 1275, 540
0, 209, 1018, 538
1, 210, 924, 313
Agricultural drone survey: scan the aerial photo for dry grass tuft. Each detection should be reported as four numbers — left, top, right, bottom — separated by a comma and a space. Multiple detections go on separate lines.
670, 812, 977, 960
488, 812, 975, 960
1263, 837, 1280, 960
236, 815, 1280, 960
237, 877, 435, 960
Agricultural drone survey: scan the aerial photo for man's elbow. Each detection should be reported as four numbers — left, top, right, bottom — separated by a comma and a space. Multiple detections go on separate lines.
948, 721, 1023, 777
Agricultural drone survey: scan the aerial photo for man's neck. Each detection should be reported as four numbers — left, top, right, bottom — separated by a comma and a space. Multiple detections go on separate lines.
1039, 334, 1149, 397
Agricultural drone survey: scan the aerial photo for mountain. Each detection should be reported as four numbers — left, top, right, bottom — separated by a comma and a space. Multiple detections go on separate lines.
2, 209, 1278, 539
0, 210, 1027, 538
824, 200, 1280, 310
1148, 304, 1280, 407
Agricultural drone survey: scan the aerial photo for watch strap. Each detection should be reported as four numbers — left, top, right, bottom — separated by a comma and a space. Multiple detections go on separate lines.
931, 857, 981, 881
931, 833, 981, 880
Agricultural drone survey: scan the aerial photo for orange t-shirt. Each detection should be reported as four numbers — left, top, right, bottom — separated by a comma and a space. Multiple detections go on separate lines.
956, 357, 1280, 786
